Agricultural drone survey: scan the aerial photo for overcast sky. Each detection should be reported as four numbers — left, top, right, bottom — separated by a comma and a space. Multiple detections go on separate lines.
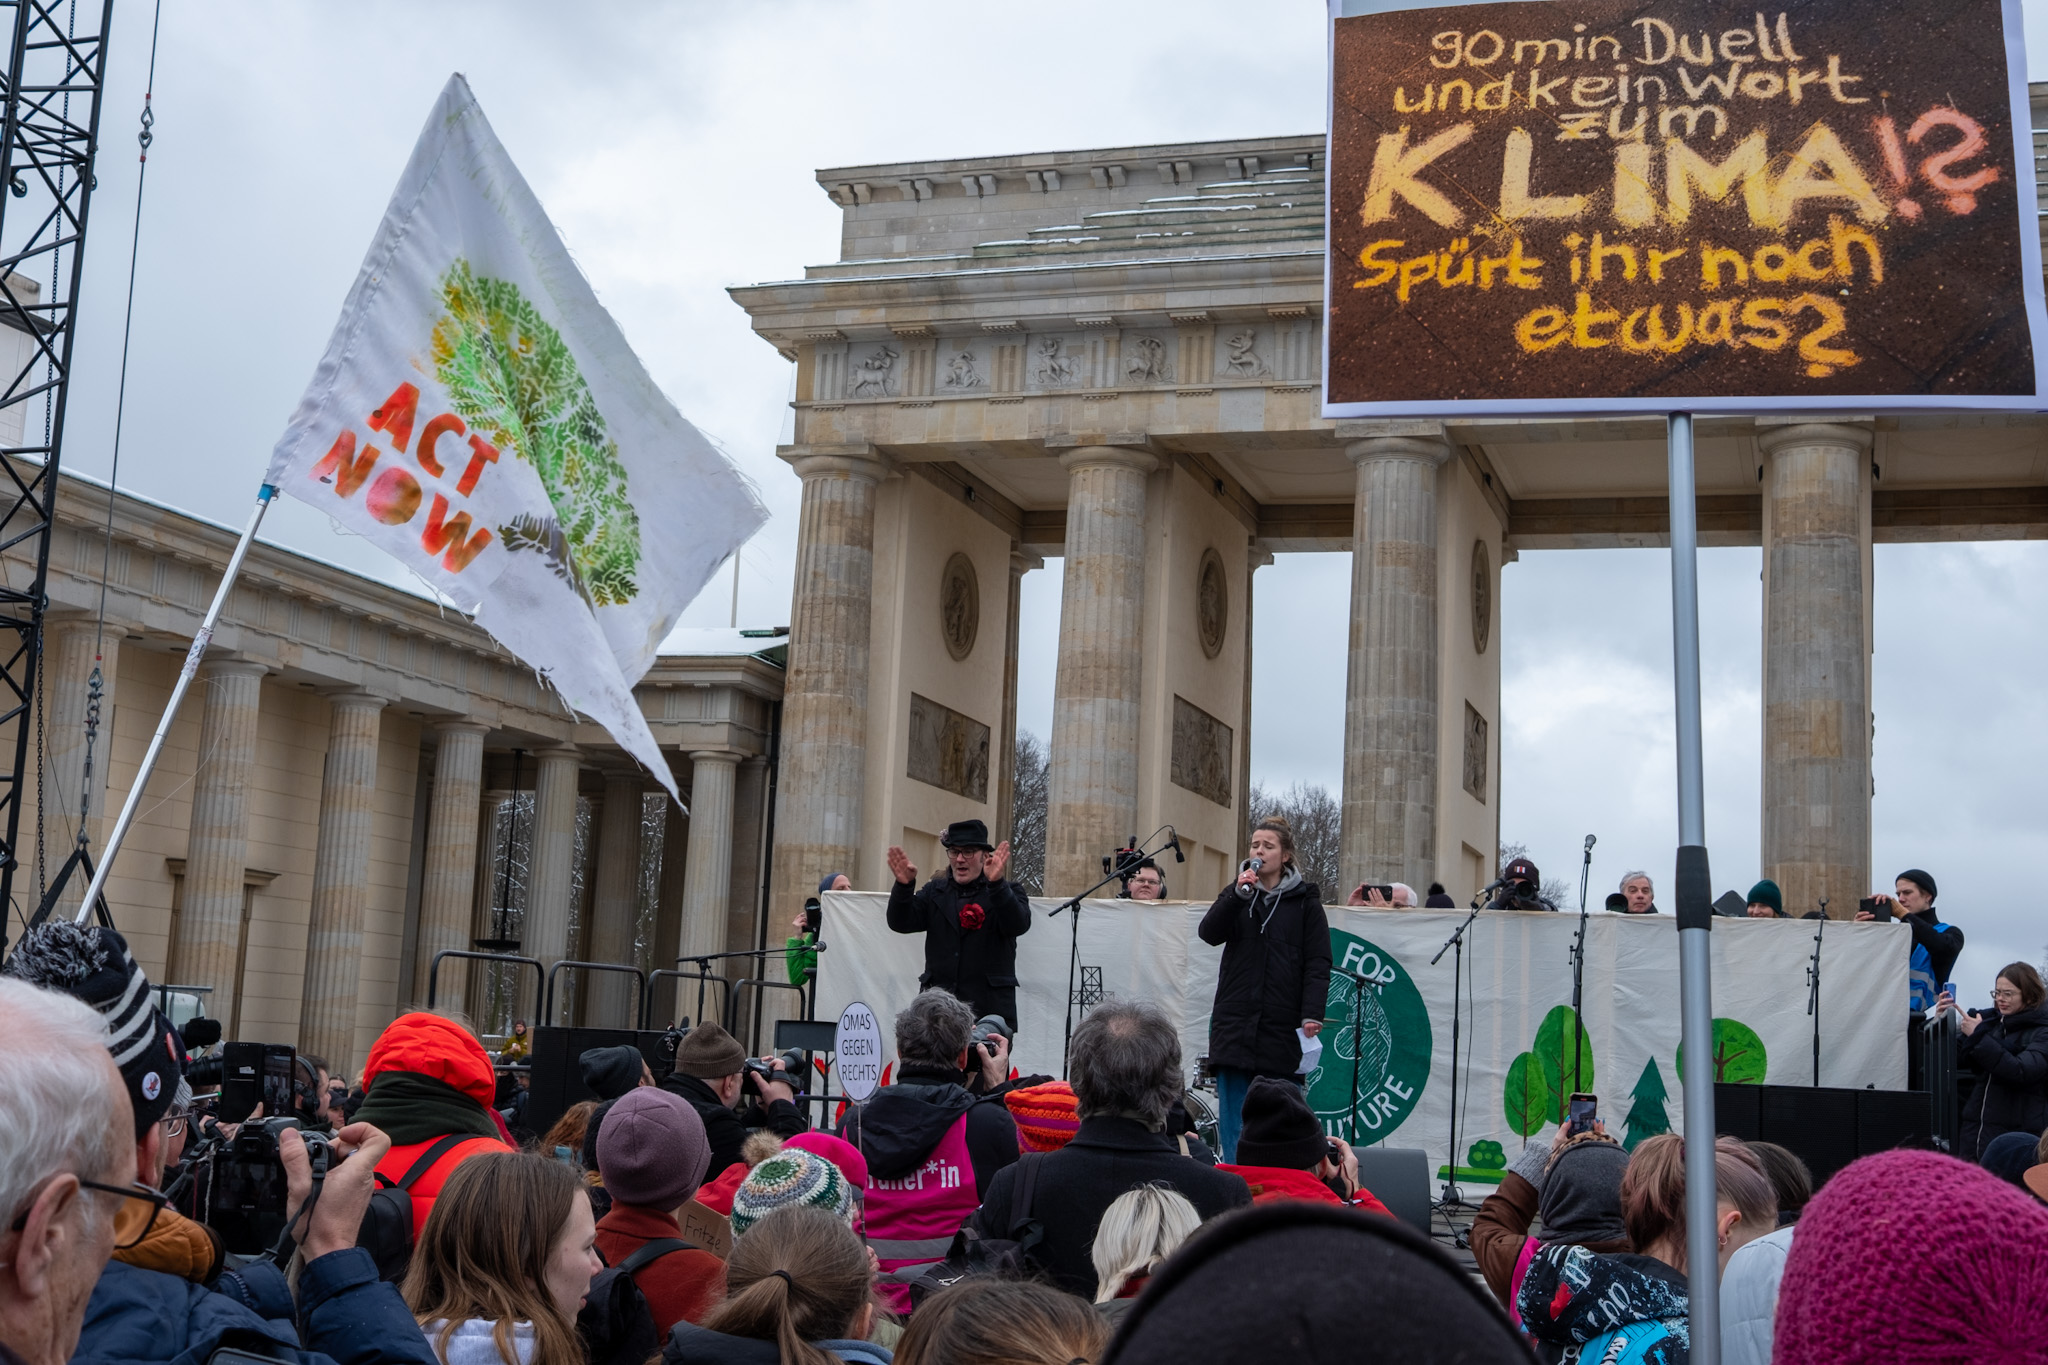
53, 2, 2048, 1000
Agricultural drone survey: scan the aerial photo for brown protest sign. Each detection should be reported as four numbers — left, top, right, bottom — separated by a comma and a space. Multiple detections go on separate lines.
1323, 0, 2046, 414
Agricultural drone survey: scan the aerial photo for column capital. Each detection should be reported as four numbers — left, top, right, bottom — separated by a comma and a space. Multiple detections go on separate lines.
41, 609, 127, 639
1010, 548, 1045, 576
319, 687, 388, 713
1248, 546, 1275, 571
688, 748, 745, 766
1755, 417, 1875, 458
781, 444, 890, 483
198, 657, 269, 681
1336, 418, 1448, 442
1343, 432, 1452, 468
534, 743, 581, 761
432, 716, 492, 738
1055, 444, 1158, 476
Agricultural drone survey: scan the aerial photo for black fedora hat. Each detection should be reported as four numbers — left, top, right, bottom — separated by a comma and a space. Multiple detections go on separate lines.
941, 818, 993, 850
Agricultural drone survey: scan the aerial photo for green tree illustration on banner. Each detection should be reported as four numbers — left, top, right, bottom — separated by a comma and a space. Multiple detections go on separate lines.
431, 259, 643, 607
1502, 1004, 1594, 1136
1676, 1018, 1770, 1084
1623, 1057, 1671, 1151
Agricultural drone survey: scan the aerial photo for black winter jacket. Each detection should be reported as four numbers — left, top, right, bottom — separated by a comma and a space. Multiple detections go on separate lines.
1957, 1002, 2048, 1162
886, 871, 1032, 1026
658, 1071, 809, 1179
1199, 868, 1332, 1075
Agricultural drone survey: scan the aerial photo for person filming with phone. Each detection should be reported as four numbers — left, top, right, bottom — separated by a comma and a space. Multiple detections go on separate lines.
1934, 963, 2048, 1164
1854, 868, 1964, 1015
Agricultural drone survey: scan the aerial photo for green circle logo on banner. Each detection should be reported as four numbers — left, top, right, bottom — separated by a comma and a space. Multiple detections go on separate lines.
1307, 929, 1433, 1143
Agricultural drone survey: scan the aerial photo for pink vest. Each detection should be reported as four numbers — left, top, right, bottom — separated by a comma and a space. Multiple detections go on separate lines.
865, 1112, 980, 1314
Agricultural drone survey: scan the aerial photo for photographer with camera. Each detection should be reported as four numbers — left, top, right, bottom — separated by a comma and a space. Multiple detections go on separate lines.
657, 1023, 808, 1181
886, 819, 1032, 1029
1486, 856, 1557, 912
1215, 1077, 1390, 1214
787, 872, 849, 985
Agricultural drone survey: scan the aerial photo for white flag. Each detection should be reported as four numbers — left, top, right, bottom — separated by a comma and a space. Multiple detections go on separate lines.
265, 75, 766, 800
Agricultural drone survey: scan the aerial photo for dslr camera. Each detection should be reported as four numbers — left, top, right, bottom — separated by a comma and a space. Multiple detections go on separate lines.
970, 1014, 1011, 1059
744, 1049, 805, 1092
208, 1116, 332, 1256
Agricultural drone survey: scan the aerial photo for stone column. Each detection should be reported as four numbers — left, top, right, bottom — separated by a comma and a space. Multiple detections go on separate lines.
1759, 419, 1874, 919
682, 751, 740, 966
298, 690, 387, 1072
38, 611, 124, 914
410, 721, 488, 1012
771, 451, 886, 922
169, 659, 266, 1027
995, 550, 1040, 843
650, 794, 691, 1024
727, 756, 769, 959
1045, 446, 1156, 894
1341, 426, 1452, 889
524, 745, 583, 1020
584, 768, 647, 1028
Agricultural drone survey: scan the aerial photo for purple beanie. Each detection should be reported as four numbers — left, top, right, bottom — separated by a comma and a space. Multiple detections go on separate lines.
595, 1088, 711, 1211
1775, 1149, 2048, 1364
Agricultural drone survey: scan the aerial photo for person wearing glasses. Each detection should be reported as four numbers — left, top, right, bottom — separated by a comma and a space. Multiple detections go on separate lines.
2, 922, 438, 1365
1937, 962, 2048, 1164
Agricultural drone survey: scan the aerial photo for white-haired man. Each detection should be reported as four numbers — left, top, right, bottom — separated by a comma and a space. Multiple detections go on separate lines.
0, 976, 135, 1365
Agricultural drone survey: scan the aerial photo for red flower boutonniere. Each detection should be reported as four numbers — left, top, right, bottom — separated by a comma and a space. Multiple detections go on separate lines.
959, 903, 987, 931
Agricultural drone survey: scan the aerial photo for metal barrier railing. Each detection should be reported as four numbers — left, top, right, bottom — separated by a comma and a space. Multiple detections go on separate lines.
428, 950, 544, 1023
541, 960, 647, 1029
644, 963, 731, 1031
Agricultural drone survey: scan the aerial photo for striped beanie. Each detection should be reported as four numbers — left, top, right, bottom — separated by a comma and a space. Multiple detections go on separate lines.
730, 1149, 851, 1236
4, 921, 184, 1136
1005, 1079, 1081, 1152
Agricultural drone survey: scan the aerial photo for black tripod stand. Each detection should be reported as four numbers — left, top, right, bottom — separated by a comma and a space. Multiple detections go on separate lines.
1050, 826, 1183, 1071
1340, 968, 1369, 1142
1430, 902, 1484, 1225
1806, 899, 1826, 1087
1568, 835, 1595, 1094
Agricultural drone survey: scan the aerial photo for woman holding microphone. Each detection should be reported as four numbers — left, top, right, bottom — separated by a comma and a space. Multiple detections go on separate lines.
1199, 815, 1332, 1162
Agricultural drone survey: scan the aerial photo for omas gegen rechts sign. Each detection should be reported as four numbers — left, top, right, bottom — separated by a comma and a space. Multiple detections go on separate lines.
1323, 0, 2048, 414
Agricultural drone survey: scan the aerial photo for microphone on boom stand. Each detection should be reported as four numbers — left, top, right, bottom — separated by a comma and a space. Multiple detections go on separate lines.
1569, 834, 1596, 1095
1166, 829, 1187, 863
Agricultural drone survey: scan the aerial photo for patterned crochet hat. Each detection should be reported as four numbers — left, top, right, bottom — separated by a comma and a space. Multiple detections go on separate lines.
1005, 1079, 1081, 1152
3, 921, 184, 1137
730, 1149, 851, 1236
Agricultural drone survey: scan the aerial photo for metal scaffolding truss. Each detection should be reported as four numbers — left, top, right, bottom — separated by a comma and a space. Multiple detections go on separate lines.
0, 0, 113, 948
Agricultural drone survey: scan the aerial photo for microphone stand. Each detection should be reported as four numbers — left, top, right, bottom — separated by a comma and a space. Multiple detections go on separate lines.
1806, 899, 1826, 1087
1050, 826, 1181, 1072
1343, 968, 1368, 1144
1569, 837, 1595, 1094
1430, 902, 1484, 1223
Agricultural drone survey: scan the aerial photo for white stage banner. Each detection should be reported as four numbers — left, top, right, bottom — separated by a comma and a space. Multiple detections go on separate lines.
814, 894, 1907, 1183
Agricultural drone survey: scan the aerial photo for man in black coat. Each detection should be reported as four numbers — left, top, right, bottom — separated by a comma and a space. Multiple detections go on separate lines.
886, 818, 1032, 1028
656, 1022, 808, 1179
970, 999, 1250, 1297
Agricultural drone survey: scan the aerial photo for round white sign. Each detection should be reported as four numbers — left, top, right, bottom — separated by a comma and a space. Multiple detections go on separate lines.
834, 1000, 884, 1102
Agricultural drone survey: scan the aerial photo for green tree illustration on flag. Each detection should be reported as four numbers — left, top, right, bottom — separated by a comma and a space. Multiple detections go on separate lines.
1623, 1057, 1671, 1151
1676, 1018, 1770, 1085
1503, 1004, 1595, 1137
431, 259, 643, 606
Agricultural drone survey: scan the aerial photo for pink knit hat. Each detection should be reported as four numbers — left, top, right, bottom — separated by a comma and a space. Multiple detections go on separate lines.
1774, 1149, 2048, 1364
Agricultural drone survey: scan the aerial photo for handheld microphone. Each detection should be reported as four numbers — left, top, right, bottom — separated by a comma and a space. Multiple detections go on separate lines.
1247, 856, 1264, 874
1584, 833, 1596, 851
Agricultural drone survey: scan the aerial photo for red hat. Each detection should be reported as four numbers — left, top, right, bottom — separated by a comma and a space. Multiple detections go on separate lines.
363, 1012, 496, 1106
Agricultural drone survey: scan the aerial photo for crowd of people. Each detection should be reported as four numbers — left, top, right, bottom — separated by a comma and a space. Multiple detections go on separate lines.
5, 814, 2047, 1365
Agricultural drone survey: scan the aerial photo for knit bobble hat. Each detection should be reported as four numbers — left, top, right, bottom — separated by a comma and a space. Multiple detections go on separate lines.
730, 1150, 851, 1236
1004, 1080, 1082, 1152
3, 921, 183, 1137
1233, 1077, 1327, 1170
1774, 1149, 2048, 1364
1747, 879, 1783, 916
596, 1088, 711, 1211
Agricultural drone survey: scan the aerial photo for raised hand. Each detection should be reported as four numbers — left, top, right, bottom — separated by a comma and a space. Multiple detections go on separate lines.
984, 839, 1011, 882
887, 845, 917, 885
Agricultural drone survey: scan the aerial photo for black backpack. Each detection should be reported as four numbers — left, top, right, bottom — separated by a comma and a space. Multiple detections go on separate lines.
356, 1134, 471, 1281
903, 1152, 1045, 1308
577, 1238, 695, 1365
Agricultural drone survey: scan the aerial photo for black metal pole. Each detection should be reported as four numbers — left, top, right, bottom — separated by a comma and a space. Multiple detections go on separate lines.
1346, 969, 1366, 1143
1806, 913, 1824, 1087
1570, 835, 1594, 1094
1430, 904, 1482, 1212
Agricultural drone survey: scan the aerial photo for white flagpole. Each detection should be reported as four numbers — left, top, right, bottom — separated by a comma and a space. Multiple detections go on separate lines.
75, 483, 277, 922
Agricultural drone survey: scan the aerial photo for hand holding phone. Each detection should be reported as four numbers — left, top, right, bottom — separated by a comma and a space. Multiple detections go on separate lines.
1565, 1093, 1598, 1137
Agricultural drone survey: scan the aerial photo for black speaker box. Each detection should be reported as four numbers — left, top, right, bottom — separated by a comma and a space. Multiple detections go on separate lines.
525, 1025, 676, 1140
1713, 1083, 1934, 1188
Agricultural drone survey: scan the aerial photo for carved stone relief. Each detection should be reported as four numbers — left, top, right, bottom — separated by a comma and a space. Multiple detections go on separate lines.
1171, 695, 1234, 807
1033, 335, 1080, 387
941, 349, 984, 389
940, 552, 979, 661
1196, 547, 1227, 659
1471, 540, 1491, 655
1463, 702, 1488, 803
907, 692, 990, 803
848, 344, 899, 398
1124, 335, 1173, 384
1222, 329, 1267, 378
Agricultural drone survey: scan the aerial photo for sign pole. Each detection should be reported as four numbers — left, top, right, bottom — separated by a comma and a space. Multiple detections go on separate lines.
75, 484, 277, 924
1667, 413, 1719, 1363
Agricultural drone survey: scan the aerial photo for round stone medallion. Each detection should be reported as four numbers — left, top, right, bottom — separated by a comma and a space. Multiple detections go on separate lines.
1196, 547, 1228, 659
940, 552, 979, 661
1471, 539, 1492, 655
